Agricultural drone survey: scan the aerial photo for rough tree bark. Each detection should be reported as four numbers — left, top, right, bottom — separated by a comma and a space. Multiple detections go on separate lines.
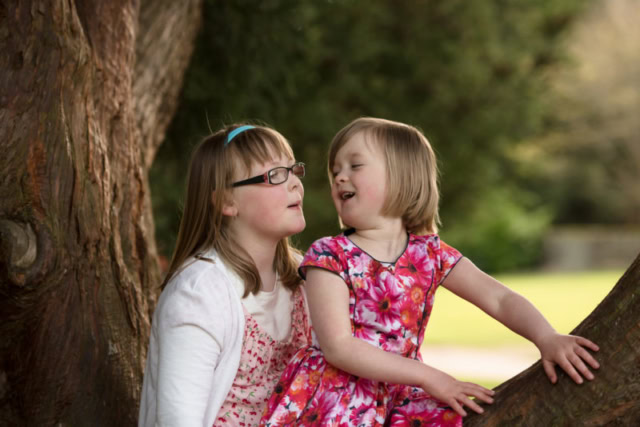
0, 1, 202, 425
466, 252, 640, 426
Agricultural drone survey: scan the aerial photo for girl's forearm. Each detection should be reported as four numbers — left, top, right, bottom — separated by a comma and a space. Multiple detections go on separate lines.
322, 335, 434, 387
443, 259, 557, 348
493, 291, 556, 346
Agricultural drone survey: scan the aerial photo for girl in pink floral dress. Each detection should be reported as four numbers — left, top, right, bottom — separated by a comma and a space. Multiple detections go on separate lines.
261, 117, 600, 426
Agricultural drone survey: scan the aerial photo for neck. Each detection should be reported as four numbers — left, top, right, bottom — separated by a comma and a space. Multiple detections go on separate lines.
350, 218, 407, 262
232, 227, 279, 291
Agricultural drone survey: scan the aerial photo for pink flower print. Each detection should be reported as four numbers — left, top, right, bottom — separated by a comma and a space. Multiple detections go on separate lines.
399, 307, 418, 328
348, 252, 368, 276
441, 409, 462, 425
352, 377, 376, 402
266, 408, 299, 426
351, 275, 368, 291
389, 395, 462, 427
365, 259, 385, 282
409, 285, 424, 305
378, 331, 404, 353
348, 401, 377, 426
353, 322, 376, 343
399, 244, 434, 288
290, 372, 308, 394
306, 240, 341, 271
361, 270, 403, 327
389, 401, 436, 426
339, 391, 351, 409
308, 369, 322, 386
438, 245, 461, 282
301, 392, 339, 425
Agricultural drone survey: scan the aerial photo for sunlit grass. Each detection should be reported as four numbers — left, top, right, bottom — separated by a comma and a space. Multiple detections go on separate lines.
424, 269, 623, 347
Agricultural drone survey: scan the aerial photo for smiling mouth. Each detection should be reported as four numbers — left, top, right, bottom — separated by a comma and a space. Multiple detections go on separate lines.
340, 192, 355, 200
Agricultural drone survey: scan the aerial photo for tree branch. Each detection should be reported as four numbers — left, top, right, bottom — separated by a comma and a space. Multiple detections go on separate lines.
133, 0, 203, 169
466, 252, 640, 426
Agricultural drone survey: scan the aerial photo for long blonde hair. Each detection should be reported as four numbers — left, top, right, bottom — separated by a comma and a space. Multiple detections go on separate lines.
328, 117, 440, 234
162, 124, 303, 296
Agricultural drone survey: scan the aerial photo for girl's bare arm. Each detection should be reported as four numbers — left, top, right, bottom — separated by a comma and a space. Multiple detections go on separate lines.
441, 257, 600, 384
305, 267, 494, 416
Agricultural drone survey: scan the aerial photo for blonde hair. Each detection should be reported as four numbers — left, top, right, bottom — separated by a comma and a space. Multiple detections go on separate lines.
162, 124, 302, 296
328, 117, 440, 234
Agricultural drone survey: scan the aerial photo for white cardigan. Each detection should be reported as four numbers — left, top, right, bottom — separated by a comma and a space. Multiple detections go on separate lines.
138, 249, 245, 427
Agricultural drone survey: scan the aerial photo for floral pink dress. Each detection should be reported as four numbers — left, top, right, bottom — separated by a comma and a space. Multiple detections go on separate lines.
260, 232, 463, 426
216, 288, 312, 426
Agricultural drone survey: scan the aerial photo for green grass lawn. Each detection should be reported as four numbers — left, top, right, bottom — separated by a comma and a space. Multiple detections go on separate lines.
424, 269, 623, 347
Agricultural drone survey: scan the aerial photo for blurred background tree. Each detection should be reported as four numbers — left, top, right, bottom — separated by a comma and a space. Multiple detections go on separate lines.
151, 0, 637, 273
516, 0, 640, 226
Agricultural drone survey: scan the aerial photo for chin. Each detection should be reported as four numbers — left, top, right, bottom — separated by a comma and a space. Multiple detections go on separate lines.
288, 218, 306, 236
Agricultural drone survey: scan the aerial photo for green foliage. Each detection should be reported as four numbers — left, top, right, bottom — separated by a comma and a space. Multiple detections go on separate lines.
151, 0, 586, 271
440, 188, 552, 273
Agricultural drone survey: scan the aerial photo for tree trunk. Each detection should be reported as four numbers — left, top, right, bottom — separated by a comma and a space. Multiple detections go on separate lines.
0, 1, 202, 425
466, 252, 640, 426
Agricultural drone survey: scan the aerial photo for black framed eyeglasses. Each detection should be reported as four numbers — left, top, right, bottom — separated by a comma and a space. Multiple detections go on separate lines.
232, 162, 305, 187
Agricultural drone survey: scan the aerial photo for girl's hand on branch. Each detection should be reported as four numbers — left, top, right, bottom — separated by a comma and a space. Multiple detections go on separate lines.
537, 332, 600, 384
421, 366, 495, 417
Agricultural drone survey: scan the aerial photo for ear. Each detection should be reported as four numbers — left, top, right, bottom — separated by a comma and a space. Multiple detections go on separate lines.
222, 202, 238, 217
213, 191, 238, 217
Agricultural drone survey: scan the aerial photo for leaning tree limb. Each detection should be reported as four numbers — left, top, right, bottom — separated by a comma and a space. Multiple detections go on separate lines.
466, 252, 640, 426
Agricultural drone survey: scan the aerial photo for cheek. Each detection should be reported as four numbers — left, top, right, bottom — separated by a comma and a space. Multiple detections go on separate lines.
330, 187, 339, 202
243, 190, 282, 216
261, 191, 286, 211
362, 184, 385, 205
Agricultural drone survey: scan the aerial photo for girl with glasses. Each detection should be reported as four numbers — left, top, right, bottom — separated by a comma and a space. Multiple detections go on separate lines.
139, 124, 311, 427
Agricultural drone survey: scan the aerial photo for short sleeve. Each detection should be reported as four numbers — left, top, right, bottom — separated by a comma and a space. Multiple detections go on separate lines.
435, 239, 463, 285
298, 237, 347, 282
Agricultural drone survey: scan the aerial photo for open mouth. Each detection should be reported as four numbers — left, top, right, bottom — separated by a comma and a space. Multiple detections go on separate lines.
340, 192, 355, 200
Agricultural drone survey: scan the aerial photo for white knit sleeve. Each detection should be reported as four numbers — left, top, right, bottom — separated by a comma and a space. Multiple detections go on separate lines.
154, 266, 235, 427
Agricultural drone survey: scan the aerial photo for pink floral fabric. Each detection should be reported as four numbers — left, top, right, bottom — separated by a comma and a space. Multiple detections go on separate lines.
216, 288, 311, 426
260, 232, 463, 426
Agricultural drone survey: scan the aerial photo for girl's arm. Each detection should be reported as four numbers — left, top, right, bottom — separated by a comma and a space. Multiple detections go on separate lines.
152, 267, 239, 427
442, 257, 600, 384
156, 324, 219, 425
305, 267, 494, 417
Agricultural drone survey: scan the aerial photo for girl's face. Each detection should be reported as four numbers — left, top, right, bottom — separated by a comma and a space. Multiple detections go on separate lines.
330, 132, 388, 229
229, 153, 305, 243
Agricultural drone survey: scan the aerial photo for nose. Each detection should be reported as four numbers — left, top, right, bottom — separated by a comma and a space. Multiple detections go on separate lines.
288, 172, 303, 192
334, 171, 347, 183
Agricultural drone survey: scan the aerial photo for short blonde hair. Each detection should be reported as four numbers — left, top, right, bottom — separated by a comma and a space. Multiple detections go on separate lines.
163, 124, 302, 296
328, 117, 440, 234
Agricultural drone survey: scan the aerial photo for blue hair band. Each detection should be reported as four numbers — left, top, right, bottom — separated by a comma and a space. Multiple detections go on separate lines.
225, 125, 256, 146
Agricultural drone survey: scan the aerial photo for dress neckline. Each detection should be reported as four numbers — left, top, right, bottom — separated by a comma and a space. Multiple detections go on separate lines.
342, 228, 412, 266
240, 290, 298, 345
